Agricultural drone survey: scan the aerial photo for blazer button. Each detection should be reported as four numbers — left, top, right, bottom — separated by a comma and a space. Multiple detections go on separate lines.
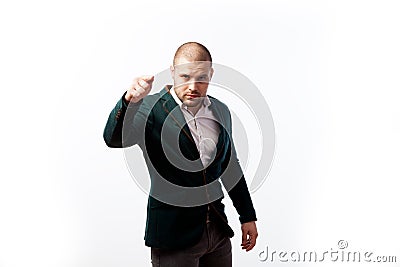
115, 109, 122, 120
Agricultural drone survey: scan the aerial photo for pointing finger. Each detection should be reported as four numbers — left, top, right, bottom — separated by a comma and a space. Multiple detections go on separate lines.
142, 75, 154, 82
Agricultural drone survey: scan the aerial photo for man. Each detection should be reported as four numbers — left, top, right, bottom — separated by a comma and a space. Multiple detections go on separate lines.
103, 42, 258, 266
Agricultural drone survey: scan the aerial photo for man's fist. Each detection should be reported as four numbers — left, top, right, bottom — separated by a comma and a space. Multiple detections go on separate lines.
125, 75, 154, 104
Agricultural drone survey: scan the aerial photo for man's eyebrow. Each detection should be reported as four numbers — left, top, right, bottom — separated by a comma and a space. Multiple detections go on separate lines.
194, 73, 209, 78
177, 70, 209, 76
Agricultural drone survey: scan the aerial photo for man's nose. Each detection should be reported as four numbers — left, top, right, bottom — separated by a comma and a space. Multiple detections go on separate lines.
188, 80, 198, 91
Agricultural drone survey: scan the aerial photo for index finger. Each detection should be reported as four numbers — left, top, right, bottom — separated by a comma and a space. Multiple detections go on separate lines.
141, 75, 154, 82
246, 238, 256, 251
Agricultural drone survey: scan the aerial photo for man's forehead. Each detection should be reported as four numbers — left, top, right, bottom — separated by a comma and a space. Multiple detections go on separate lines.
174, 61, 212, 73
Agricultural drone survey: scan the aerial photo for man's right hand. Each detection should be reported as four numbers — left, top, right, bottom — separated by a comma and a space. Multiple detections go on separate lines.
124, 75, 154, 104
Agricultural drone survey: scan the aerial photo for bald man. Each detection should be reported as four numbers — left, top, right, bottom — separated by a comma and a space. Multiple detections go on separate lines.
103, 42, 258, 267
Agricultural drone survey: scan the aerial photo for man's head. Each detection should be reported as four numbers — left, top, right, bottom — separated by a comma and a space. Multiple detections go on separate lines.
170, 42, 214, 108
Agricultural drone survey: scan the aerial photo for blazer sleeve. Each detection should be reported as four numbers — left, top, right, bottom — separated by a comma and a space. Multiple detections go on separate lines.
220, 109, 257, 224
103, 91, 153, 148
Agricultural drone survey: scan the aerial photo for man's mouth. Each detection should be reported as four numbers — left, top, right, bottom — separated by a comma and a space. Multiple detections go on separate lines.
186, 94, 200, 98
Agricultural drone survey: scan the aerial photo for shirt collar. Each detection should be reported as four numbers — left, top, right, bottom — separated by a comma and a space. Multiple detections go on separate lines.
170, 86, 211, 109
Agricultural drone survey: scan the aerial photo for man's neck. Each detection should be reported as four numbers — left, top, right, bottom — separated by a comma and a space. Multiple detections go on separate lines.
187, 104, 201, 116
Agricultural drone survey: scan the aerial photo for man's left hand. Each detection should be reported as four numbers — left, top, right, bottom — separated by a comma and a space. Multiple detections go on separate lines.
241, 221, 258, 252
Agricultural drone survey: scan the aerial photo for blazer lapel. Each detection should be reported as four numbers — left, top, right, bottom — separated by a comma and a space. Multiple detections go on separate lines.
159, 87, 229, 168
208, 98, 229, 164
160, 87, 201, 161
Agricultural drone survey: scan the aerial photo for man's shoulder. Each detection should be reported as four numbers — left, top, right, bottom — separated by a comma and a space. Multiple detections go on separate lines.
208, 95, 230, 114
140, 87, 169, 106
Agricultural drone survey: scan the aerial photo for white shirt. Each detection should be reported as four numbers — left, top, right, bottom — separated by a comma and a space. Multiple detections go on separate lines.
170, 86, 220, 167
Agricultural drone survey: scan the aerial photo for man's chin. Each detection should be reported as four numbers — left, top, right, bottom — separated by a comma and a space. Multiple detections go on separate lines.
183, 98, 202, 107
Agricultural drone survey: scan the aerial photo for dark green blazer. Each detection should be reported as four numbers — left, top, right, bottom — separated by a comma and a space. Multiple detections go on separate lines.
103, 86, 257, 249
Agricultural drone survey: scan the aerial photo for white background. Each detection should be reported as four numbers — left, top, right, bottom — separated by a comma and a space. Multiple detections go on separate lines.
1, 0, 399, 266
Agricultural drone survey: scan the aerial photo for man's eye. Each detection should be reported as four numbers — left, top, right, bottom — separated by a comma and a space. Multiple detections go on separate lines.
198, 76, 207, 81
182, 75, 190, 79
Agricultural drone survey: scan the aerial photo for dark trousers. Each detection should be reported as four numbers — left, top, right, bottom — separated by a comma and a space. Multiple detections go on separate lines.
151, 221, 232, 267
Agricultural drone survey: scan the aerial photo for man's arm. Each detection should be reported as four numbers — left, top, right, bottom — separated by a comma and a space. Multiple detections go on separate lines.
103, 76, 154, 148
220, 109, 258, 251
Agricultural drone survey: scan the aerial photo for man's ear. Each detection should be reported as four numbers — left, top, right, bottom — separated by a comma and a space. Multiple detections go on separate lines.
170, 65, 174, 78
210, 67, 214, 80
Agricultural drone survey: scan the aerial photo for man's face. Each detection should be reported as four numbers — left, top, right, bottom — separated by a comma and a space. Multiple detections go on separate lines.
170, 57, 214, 107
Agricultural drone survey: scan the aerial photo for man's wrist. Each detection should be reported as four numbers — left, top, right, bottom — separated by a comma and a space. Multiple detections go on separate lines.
122, 91, 130, 106
240, 215, 257, 224
123, 97, 130, 106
